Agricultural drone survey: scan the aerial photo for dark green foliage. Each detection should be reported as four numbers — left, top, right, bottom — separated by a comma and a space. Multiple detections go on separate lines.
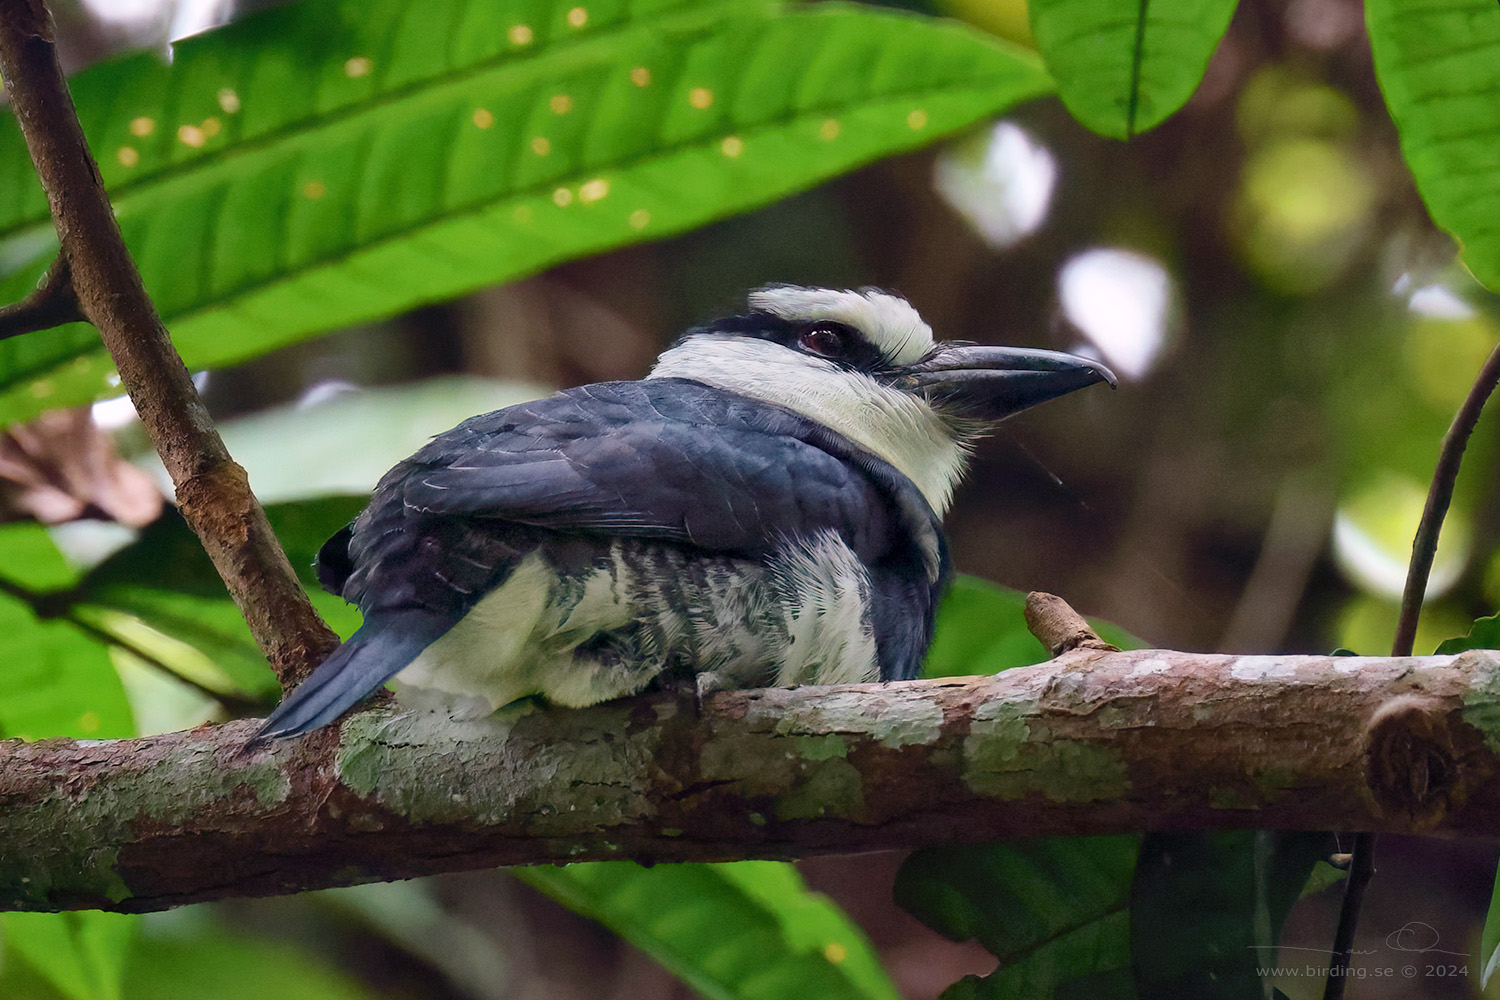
924, 576, 1142, 679
895, 836, 1140, 999
1436, 614, 1500, 656
1129, 832, 1331, 999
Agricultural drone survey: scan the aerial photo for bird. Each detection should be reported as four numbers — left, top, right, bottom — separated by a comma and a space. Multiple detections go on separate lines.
256, 285, 1114, 739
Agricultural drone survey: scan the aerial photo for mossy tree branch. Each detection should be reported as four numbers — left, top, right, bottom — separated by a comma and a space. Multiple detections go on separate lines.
4, 648, 1500, 913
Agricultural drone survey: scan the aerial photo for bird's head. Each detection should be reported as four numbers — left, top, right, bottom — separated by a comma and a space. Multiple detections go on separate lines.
648, 285, 1115, 516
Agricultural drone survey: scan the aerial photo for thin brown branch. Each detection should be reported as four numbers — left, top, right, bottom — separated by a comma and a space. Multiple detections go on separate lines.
3, 648, 1499, 913
0, 253, 81, 340
63, 610, 265, 715
1393, 340, 1500, 658
1335, 336, 1500, 988
0, 0, 338, 688
0, 572, 262, 713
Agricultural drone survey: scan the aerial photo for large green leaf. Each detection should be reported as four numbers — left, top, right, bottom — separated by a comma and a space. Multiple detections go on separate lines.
1028, 0, 1236, 139
1436, 610, 1500, 655
0, 912, 136, 1000
71, 498, 367, 707
1129, 831, 1330, 999
210, 375, 543, 503
895, 836, 1139, 999
121, 922, 376, 1000
1367, 0, 1500, 291
0, 524, 133, 741
0, 0, 1051, 425
1481, 858, 1500, 988
0, 910, 379, 1000
519, 861, 899, 1000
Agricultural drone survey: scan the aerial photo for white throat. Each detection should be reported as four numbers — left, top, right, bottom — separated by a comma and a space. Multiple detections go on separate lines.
649, 336, 968, 516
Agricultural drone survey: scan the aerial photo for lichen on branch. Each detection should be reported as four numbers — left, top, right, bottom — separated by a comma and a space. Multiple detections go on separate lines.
4, 649, 1500, 913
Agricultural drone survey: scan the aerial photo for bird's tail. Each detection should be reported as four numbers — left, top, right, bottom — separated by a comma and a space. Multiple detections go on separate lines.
254, 614, 450, 741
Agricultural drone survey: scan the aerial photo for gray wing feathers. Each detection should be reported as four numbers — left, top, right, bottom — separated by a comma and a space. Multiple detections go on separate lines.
391, 385, 888, 558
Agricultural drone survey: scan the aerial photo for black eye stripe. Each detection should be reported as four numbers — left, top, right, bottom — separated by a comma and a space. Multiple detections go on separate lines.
695, 313, 890, 371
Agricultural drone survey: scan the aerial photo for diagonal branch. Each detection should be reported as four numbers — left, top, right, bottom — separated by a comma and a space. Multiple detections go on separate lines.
3, 649, 1500, 914
1327, 336, 1500, 999
0, 0, 338, 688
1393, 340, 1500, 659
0, 571, 262, 712
0, 253, 81, 340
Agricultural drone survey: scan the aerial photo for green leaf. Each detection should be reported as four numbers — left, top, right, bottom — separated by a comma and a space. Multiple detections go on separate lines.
940, 917, 1133, 1000
519, 861, 899, 1000
894, 836, 1139, 999
82, 593, 280, 703
0, 889, 374, 1000
1481, 859, 1500, 988
925, 576, 1142, 678
0, 525, 133, 741
1129, 831, 1330, 999
1436, 611, 1500, 655
212, 376, 544, 503
71, 499, 368, 705
1302, 859, 1348, 895
1367, 0, 1500, 291
121, 922, 376, 1000
1028, 0, 1236, 138
0, 0, 1051, 424
0, 912, 137, 1000
924, 578, 1040, 677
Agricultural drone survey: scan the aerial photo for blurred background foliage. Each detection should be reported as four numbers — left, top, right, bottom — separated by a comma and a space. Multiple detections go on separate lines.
1, 0, 1499, 996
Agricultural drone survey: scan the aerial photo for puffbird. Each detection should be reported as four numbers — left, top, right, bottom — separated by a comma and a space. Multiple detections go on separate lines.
257, 285, 1114, 738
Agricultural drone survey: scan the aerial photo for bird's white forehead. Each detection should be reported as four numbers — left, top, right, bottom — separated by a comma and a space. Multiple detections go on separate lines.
749, 286, 934, 367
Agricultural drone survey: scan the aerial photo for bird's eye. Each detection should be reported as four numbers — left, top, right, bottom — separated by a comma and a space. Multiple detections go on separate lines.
799, 326, 846, 358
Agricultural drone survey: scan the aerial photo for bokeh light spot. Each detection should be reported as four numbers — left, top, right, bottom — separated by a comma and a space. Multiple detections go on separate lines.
1058, 248, 1172, 380
934, 121, 1055, 250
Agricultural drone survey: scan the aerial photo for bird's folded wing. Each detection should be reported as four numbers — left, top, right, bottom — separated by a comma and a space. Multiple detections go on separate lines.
397, 383, 891, 558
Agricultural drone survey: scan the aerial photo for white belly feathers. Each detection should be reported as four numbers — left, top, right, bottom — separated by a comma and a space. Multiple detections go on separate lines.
393, 531, 880, 717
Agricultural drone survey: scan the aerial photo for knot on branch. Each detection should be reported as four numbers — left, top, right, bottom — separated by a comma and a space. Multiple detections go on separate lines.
1024, 592, 1119, 657
1362, 695, 1485, 830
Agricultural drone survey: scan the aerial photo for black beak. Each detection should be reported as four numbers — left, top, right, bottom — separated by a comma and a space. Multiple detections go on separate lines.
901, 344, 1117, 422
